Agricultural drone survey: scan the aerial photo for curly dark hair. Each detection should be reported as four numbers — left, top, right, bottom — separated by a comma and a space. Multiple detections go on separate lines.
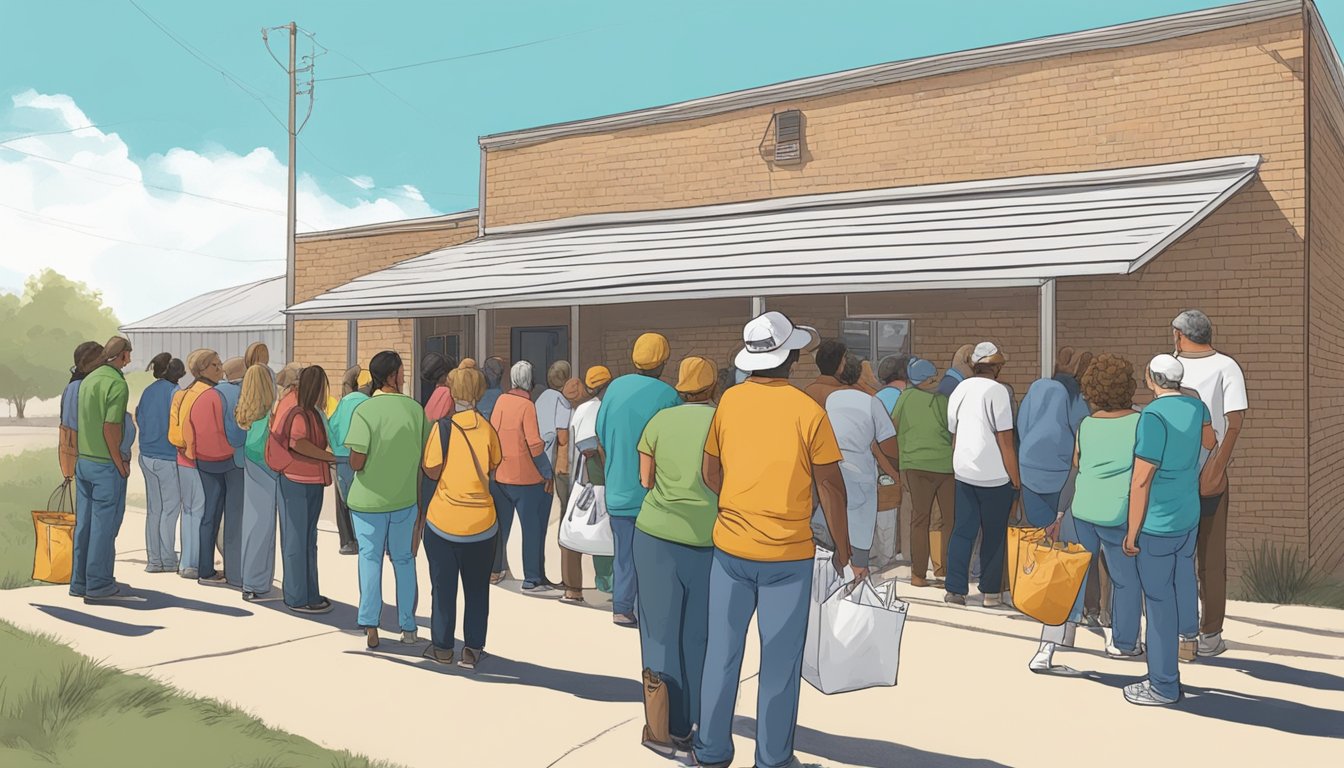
1080, 353, 1136, 412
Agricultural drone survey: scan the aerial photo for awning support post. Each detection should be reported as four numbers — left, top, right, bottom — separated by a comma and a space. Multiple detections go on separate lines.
570, 305, 580, 374
475, 309, 489, 362
751, 296, 765, 317
346, 320, 358, 368
1040, 279, 1056, 379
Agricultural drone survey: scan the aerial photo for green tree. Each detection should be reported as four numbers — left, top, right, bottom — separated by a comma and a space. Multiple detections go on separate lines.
0, 270, 119, 419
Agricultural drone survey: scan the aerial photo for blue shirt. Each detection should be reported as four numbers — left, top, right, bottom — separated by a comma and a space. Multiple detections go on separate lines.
1054, 373, 1091, 433
595, 373, 681, 517
214, 381, 247, 468
1018, 378, 1076, 495
875, 385, 903, 416
134, 378, 179, 461
1134, 395, 1210, 537
120, 413, 137, 462
937, 369, 966, 397
478, 387, 502, 422
60, 380, 81, 430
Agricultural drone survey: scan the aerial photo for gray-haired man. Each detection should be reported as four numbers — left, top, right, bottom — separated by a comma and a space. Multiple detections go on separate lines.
1172, 310, 1248, 659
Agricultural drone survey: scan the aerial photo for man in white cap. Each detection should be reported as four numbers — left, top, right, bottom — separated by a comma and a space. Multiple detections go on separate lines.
944, 341, 1020, 608
1121, 354, 1216, 706
695, 311, 854, 768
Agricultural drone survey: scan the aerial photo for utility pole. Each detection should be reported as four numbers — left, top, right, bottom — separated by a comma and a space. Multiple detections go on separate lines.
285, 21, 297, 366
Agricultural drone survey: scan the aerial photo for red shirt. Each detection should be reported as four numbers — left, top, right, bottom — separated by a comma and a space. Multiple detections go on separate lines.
490, 389, 544, 486
424, 386, 455, 422
187, 389, 235, 464
275, 392, 331, 486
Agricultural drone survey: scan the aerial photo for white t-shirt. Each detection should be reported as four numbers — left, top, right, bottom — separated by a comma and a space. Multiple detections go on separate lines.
1177, 351, 1247, 469
570, 397, 600, 475
947, 376, 1015, 487
824, 388, 897, 519
535, 388, 573, 470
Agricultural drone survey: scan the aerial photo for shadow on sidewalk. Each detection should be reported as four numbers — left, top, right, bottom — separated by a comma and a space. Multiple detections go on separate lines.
1226, 612, 1344, 641
30, 604, 164, 637
1197, 655, 1344, 693
32, 587, 250, 618
1074, 669, 1344, 739
731, 716, 1009, 768
352, 645, 643, 703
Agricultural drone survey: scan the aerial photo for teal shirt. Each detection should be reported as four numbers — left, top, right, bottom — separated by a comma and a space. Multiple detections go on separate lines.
1072, 413, 1139, 528
327, 391, 370, 458
245, 412, 271, 467
596, 374, 682, 517
1134, 395, 1210, 537
77, 365, 129, 463
344, 392, 430, 513
635, 403, 718, 547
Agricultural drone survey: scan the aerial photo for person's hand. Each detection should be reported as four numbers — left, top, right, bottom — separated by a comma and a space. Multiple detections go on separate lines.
1045, 519, 1062, 541
115, 462, 129, 479
831, 552, 850, 576
850, 565, 870, 583
545, 477, 554, 494
1123, 533, 1140, 557
1199, 464, 1227, 497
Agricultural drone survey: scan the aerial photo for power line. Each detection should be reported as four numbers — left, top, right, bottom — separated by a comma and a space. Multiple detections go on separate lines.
316, 26, 605, 82
0, 121, 132, 145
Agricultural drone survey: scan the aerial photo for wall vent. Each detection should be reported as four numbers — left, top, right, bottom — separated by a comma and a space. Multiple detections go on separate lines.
774, 109, 803, 165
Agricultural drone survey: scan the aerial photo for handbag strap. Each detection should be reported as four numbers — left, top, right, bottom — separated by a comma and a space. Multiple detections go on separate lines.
47, 480, 73, 513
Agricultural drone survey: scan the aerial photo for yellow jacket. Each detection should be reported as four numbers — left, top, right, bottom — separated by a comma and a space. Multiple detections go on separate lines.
168, 381, 212, 459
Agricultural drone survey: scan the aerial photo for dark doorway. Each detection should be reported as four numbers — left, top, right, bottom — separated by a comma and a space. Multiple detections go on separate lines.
511, 326, 569, 397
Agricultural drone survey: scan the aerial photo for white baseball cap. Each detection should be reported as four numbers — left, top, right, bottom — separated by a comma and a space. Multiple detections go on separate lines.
1149, 354, 1184, 383
734, 311, 816, 372
971, 341, 1007, 365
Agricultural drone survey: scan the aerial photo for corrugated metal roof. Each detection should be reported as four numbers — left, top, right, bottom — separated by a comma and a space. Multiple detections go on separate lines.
123, 276, 285, 331
286, 156, 1260, 319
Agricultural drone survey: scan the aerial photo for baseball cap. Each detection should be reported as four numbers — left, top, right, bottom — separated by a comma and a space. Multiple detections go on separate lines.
1149, 354, 1184, 383
357, 370, 372, 388
734, 311, 816, 372
584, 365, 613, 389
632, 333, 671, 371
675, 356, 717, 394
907, 357, 937, 386
971, 342, 1007, 365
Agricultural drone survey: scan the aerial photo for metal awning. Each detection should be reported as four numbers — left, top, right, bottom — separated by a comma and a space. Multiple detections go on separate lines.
286, 155, 1260, 319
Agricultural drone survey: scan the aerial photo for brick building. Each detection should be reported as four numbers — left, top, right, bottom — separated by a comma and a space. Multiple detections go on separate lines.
289, 0, 1344, 578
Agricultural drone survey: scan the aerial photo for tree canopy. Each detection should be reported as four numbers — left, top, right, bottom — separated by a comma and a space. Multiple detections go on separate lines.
0, 270, 120, 418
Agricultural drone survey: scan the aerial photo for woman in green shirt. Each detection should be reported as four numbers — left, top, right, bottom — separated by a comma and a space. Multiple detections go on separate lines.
1030, 353, 1144, 672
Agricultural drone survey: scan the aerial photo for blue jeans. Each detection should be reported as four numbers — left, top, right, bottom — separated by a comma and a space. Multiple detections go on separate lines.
1175, 523, 1201, 640
610, 516, 639, 614
351, 505, 419, 632
139, 455, 181, 570
277, 476, 323, 609
1021, 487, 1062, 528
490, 482, 552, 586
696, 550, 812, 768
634, 529, 712, 739
425, 531, 495, 651
1061, 519, 1141, 651
1136, 530, 1197, 701
72, 458, 127, 597
946, 481, 1016, 596
197, 463, 243, 581
240, 459, 279, 594
177, 464, 204, 575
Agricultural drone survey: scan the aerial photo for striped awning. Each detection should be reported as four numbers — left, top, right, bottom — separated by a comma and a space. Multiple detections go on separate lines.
286, 155, 1260, 319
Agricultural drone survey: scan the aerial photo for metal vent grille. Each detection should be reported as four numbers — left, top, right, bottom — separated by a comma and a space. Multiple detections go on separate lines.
774, 109, 802, 165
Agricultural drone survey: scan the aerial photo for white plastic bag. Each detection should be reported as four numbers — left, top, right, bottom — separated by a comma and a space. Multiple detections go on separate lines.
802, 547, 908, 695
558, 457, 614, 557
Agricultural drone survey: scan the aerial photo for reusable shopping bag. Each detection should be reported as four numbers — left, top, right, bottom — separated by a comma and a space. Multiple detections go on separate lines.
32, 481, 76, 584
1009, 525, 1092, 626
803, 547, 908, 695
559, 457, 614, 556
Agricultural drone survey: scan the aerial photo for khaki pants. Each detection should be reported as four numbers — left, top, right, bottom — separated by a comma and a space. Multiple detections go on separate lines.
1196, 490, 1228, 635
905, 470, 955, 580
555, 473, 585, 594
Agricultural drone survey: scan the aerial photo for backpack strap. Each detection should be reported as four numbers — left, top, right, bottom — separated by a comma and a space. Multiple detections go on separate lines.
437, 415, 455, 465
450, 419, 490, 488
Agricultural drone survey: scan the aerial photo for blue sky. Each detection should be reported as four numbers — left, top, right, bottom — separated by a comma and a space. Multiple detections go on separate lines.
2, 0, 1341, 319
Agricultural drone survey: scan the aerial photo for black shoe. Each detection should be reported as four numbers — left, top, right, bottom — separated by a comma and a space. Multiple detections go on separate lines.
339, 543, 358, 555
944, 592, 966, 606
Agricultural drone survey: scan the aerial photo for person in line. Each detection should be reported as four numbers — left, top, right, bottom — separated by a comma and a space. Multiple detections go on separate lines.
891, 357, 955, 587
715, 367, 738, 399
183, 351, 240, 587
569, 365, 616, 596
479, 357, 506, 422
1029, 353, 1145, 672
420, 352, 454, 412
272, 364, 336, 614
237, 363, 280, 602
696, 312, 857, 768
490, 361, 555, 591
803, 339, 849, 407
938, 344, 977, 397
421, 359, 503, 669
168, 350, 217, 579
633, 356, 720, 752
811, 352, 900, 575
874, 354, 912, 415
244, 342, 269, 370
944, 342, 1020, 608
1172, 309, 1248, 660
328, 366, 371, 556
536, 363, 574, 541
1121, 355, 1215, 706
345, 351, 429, 647
555, 375, 586, 604
596, 334, 682, 626
136, 353, 185, 574
872, 354, 912, 572
58, 341, 102, 484
72, 337, 136, 602
1017, 363, 1079, 530
214, 357, 248, 588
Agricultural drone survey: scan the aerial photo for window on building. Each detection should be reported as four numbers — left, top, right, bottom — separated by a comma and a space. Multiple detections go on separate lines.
840, 318, 911, 363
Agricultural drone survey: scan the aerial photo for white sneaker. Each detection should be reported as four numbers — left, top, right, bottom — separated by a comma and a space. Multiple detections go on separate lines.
1197, 632, 1227, 658
1123, 680, 1179, 706
982, 593, 1004, 609
1106, 641, 1146, 658
1029, 642, 1056, 673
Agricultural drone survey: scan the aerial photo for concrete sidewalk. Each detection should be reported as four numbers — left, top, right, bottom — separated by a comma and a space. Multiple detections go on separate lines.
2, 498, 1342, 768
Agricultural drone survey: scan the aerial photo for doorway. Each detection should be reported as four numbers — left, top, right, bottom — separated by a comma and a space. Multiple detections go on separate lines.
511, 325, 569, 397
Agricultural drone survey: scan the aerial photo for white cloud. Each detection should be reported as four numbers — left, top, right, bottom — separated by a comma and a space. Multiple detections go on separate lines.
0, 89, 440, 323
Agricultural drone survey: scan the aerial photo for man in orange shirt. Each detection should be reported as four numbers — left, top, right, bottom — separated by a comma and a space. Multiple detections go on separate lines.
695, 312, 859, 768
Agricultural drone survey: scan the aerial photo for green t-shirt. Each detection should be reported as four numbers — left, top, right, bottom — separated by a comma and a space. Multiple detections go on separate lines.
635, 403, 718, 547
1134, 395, 1210, 537
77, 365, 129, 463
1072, 413, 1139, 528
889, 387, 953, 474
344, 392, 430, 513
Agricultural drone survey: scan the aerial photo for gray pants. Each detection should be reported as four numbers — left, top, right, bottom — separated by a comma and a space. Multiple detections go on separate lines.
139, 455, 181, 570
177, 464, 205, 575
240, 459, 279, 594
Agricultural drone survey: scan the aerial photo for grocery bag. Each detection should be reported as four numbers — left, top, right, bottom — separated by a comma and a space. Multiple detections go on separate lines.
1010, 526, 1092, 626
558, 457, 614, 557
32, 481, 77, 584
802, 547, 908, 695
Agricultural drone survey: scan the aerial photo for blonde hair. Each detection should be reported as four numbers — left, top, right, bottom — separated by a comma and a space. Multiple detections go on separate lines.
236, 364, 276, 429
276, 362, 303, 394
448, 358, 486, 404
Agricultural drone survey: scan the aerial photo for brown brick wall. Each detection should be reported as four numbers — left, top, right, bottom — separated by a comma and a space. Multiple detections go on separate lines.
292, 320, 347, 396
1308, 28, 1344, 576
294, 224, 477, 303
485, 17, 1305, 230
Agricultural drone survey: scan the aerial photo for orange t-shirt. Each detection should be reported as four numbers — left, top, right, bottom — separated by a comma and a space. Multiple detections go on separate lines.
489, 390, 544, 486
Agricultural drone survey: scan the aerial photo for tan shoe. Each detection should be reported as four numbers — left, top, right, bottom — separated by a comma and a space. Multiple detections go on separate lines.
1179, 638, 1197, 663
365, 628, 380, 649
910, 576, 930, 588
